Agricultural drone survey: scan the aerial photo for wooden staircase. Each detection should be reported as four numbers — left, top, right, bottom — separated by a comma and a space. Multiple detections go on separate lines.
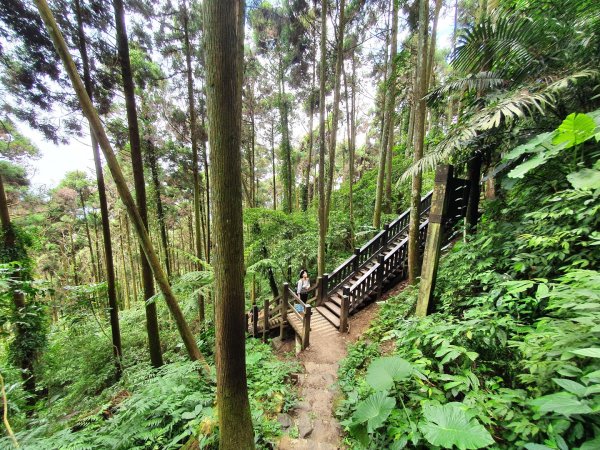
247, 178, 470, 346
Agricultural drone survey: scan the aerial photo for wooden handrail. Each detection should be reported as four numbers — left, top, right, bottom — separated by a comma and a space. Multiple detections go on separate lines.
349, 262, 379, 294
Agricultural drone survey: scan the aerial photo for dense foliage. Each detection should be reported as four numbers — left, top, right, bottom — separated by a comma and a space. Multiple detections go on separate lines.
337, 115, 600, 449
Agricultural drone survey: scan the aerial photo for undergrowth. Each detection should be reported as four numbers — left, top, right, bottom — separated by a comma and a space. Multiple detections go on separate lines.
336, 117, 600, 449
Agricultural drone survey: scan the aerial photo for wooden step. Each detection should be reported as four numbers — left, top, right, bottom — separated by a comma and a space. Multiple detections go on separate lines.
287, 314, 304, 335
329, 294, 342, 307
316, 306, 340, 329
323, 300, 341, 317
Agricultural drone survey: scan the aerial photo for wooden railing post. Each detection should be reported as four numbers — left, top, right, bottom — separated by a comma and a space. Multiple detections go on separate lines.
262, 298, 270, 342
316, 276, 323, 306
281, 283, 289, 338
465, 153, 482, 234
417, 165, 454, 317
382, 224, 389, 246
302, 305, 311, 350
252, 303, 259, 337
352, 248, 360, 272
340, 287, 350, 332
376, 255, 385, 299
321, 273, 329, 304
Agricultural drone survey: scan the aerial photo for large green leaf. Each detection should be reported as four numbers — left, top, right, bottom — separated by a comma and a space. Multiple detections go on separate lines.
571, 348, 600, 358
567, 168, 600, 190
530, 392, 593, 416
419, 403, 495, 449
552, 378, 587, 397
365, 356, 413, 390
352, 392, 396, 433
503, 131, 553, 161
553, 113, 597, 148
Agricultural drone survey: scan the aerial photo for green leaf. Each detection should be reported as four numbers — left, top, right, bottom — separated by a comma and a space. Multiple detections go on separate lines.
580, 436, 600, 450
567, 168, 600, 190
419, 403, 495, 449
352, 392, 396, 433
552, 378, 587, 397
365, 356, 413, 391
530, 392, 593, 416
508, 153, 549, 178
571, 348, 600, 358
553, 113, 596, 148
524, 445, 555, 450
503, 132, 553, 161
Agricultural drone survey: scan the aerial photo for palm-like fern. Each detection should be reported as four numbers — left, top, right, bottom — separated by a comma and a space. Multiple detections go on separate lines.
401, 0, 600, 181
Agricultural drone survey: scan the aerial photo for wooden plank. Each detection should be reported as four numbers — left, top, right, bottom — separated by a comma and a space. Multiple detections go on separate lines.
316, 306, 341, 328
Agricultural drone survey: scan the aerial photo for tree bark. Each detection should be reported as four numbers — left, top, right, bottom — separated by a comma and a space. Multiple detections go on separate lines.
324, 0, 346, 227
317, 0, 327, 277
203, 1, 255, 448
373, 0, 398, 228
182, 0, 205, 323
408, 0, 429, 285
0, 173, 37, 398
35, 0, 209, 371
111, 0, 164, 367
74, 0, 122, 374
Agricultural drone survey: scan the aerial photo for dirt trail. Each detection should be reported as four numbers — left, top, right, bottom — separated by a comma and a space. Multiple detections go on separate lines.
277, 303, 381, 449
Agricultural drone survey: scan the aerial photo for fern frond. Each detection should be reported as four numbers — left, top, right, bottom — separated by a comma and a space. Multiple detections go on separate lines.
400, 69, 600, 181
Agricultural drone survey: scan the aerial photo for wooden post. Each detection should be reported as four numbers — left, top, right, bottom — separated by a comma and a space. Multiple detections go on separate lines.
465, 152, 482, 234
417, 165, 454, 317
252, 304, 259, 337
352, 248, 360, 272
382, 224, 389, 246
376, 255, 385, 299
321, 273, 329, 304
262, 298, 270, 342
316, 276, 323, 306
302, 304, 311, 350
280, 283, 289, 338
340, 287, 350, 332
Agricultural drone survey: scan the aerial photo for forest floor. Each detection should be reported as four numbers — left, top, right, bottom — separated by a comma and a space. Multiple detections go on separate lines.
276, 283, 407, 449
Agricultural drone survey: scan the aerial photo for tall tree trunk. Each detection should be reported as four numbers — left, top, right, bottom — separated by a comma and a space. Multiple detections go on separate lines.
407, 0, 430, 285
317, 0, 327, 276
373, 0, 398, 228
78, 192, 98, 282
182, 1, 205, 323
147, 141, 171, 278
203, 1, 255, 448
324, 0, 346, 230
35, 0, 209, 370
278, 58, 293, 214
304, 15, 317, 211
111, 0, 163, 367
124, 214, 139, 304
74, 0, 122, 372
343, 49, 357, 247
270, 119, 277, 210
0, 173, 37, 398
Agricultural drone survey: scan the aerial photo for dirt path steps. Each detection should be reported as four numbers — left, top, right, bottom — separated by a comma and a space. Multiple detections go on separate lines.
277, 303, 381, 450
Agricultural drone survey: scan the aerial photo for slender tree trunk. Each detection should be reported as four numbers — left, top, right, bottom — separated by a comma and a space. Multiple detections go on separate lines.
203, 1, 255, 448
278, 58, 293, 214
317, 0, 327, 277
78, 193, 98, 282
35, 0, 209, 369
0, 173, 37, 398
111, 0, 163, 367
324, 0, 346, 230
270, 119, 277, 210
182, 1, 205, 323
124, 214, 139, 303
373, 0, 398, 228
74, 0, 123, 367
407, 0, 429, 285
343, 50, 356, 247
147, 141, 171, 278
304, 19, 317, 210
118, 218, 131, 309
